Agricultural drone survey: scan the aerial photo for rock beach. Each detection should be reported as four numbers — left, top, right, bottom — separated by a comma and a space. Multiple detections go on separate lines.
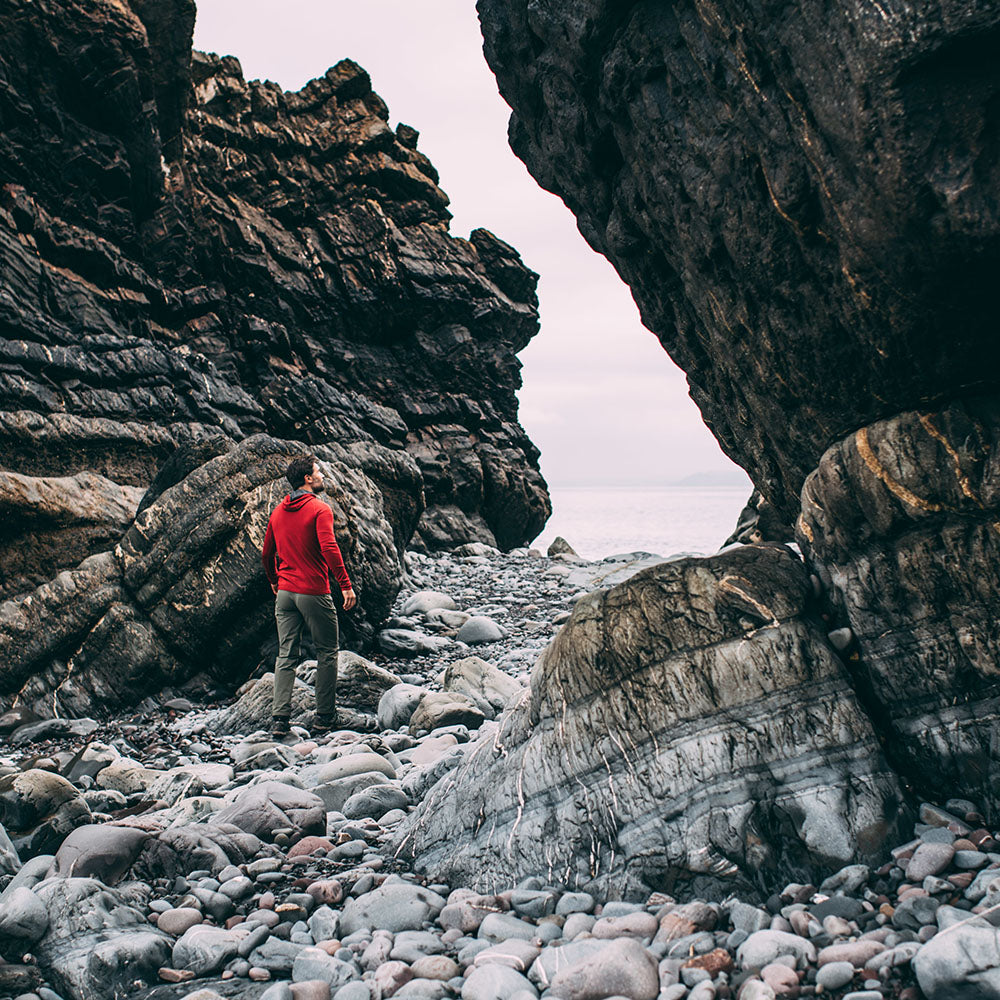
0, 0, 548, 720
1, 543, 991, 998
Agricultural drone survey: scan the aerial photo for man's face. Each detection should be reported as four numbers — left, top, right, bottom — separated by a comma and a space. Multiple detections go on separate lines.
305, 462, 325, 493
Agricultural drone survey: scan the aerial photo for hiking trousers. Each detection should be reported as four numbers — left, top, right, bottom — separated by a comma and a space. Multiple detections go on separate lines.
273, 589, 338, 718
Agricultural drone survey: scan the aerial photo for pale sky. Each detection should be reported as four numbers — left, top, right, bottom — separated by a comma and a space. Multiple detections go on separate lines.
192, 1, 749, 490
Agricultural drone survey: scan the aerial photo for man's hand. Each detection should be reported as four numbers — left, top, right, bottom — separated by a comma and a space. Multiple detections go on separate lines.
271, 583, 278, 595
342, 587, 357, 611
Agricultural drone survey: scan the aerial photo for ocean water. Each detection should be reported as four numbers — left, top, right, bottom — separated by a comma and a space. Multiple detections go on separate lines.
531, 486, 750, 562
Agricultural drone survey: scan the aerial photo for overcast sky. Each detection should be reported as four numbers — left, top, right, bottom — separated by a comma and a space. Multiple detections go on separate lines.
192, 1, 749, 490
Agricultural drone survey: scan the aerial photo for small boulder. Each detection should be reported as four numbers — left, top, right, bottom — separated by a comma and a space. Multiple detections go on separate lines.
443, 657, 521, 717
0, 886, 49, 943
456, 616, 505, 645
549, 937, 658, 1000
50, 823, 149, 884
913, 916, 1000, 998
377, 629, 451, 657
403, 592, 459, 615
378, 683, 426, 730
409, 692, 485, 733
340, 881, 446, 935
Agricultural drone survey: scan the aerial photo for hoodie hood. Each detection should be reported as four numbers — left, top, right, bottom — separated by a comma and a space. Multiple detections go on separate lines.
282, 489, 319, 511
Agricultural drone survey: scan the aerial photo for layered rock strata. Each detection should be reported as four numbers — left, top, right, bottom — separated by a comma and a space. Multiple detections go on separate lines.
0, 0, 548, 710
397, 544, 908, 898
798, 397, 1000, 810
1, 435, 418, 717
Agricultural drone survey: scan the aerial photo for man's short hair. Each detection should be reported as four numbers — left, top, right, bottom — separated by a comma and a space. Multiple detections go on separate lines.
286, 455, 317, 489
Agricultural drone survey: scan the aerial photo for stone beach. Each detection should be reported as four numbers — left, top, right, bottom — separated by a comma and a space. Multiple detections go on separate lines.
2, 543, 998, 1000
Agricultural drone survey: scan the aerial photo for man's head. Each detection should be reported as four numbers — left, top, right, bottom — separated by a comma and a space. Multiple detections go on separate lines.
286, 455, 325, 493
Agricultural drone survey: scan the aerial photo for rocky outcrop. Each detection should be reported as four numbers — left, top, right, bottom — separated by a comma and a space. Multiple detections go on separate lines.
0, 434, 416, 717
0, 0, 548, 711
478, 0, 1000, 523
798, 397, 1000, 811
396, 544, 908, 898
397, 0, 1000, 893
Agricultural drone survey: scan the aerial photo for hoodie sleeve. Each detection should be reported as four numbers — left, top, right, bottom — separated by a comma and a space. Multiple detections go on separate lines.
262, 518, 278, 586
315, 503, 353, 592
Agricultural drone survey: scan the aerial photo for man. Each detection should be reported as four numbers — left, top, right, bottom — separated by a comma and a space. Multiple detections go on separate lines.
261, 455, 357, 738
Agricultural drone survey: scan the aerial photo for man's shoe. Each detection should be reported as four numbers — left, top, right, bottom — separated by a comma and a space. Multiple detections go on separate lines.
271, 716, 290, 738
312, 712, 338, 735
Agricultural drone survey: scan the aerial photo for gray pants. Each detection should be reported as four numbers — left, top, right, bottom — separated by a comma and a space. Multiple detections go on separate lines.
273, 590, 339, 718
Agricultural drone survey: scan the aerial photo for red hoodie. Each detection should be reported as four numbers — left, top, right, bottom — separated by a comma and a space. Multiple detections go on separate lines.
261, 491, 353, 596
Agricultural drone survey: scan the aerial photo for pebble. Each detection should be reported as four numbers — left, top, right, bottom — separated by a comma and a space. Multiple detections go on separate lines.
816, 960, 855, 990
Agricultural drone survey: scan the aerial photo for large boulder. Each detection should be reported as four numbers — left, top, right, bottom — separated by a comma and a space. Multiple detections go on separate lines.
478, 0, 1000, 524
0, 769, 92, 857
477, 0, 1000, 839
395, 545, 907, 899
0, 469, 144, 599
31, 877, 172, 1000
913, 915, 1000, 999
798, 398, 1000, 811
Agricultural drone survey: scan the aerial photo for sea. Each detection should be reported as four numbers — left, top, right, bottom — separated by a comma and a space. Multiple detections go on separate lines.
531, 486, 750, 562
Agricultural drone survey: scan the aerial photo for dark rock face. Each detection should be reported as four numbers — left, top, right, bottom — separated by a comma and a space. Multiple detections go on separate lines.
478, 0, 1000, 522
0, 0, 548, 710
396, 545, 908, 899
798, 396, 1000, 810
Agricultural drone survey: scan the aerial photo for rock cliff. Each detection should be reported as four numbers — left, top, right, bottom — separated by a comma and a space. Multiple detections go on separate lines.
478, 0, 1000, 523
0, 0, 548, 714
392, 0, 1000, 894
